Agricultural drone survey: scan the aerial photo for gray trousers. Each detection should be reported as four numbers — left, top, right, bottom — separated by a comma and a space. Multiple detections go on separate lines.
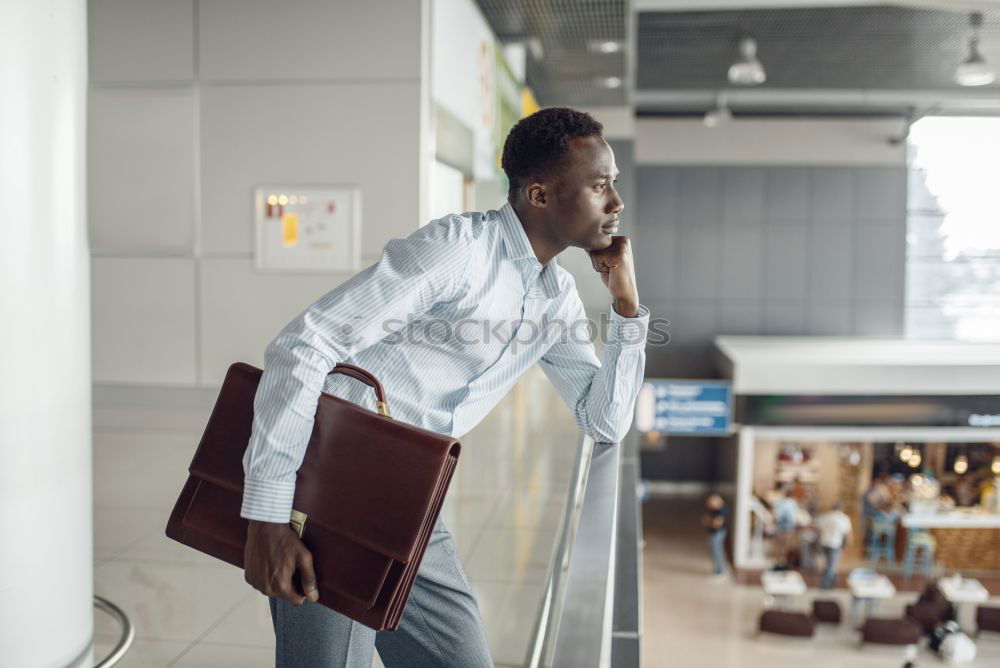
268, 517, 494, 667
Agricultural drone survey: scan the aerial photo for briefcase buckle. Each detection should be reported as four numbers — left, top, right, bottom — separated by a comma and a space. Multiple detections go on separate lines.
289, 509, 308, 538
376, 400, 391, 418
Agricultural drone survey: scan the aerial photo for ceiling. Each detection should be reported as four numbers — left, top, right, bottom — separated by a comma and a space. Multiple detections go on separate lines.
473, 1, 1000, 115
474, 0, 629, 106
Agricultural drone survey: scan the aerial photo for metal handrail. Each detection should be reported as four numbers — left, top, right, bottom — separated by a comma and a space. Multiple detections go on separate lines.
93, 595, 134, 667
524, 437, 623, 667
524, 436, 595, 668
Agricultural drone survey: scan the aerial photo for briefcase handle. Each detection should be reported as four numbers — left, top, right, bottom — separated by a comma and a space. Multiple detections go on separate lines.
328, 363, 391, 418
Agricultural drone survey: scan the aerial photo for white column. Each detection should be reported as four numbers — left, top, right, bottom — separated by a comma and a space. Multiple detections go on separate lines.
733, 426, 756, 571
0, 1, 92, 666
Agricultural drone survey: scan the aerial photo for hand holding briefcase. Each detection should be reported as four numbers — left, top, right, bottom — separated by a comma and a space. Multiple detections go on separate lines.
165, 361, 461, 631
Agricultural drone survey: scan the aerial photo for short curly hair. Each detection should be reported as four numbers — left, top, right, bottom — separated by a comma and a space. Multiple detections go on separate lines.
501, 107, 603, 199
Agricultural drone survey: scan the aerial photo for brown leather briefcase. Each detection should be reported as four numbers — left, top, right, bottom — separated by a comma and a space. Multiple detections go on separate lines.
165, 361, 461, 631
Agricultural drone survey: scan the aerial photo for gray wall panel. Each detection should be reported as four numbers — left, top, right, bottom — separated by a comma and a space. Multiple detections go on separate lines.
811, 168, 855, 221
719, 300, 763, 335
635, 168, 679, 302
721, 226, 764, 300
678, 168, 722, 223
723, 168, 766, 223
857, 167, 906, 219
808, 300, 854, 335
764, 226, 809, 300
809, 226, 854, 300
763, 300, 808, 335
855, 224, 904, 301
677, 224, 721, 300
637, 164, 905, 384
766, 167, 810, 222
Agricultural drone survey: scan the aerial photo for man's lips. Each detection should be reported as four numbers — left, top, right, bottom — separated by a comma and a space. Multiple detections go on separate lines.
602, 220, 620, 233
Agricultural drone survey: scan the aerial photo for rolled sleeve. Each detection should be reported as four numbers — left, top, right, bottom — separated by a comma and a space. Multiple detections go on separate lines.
538, 294, 649, 444
608, 304, 650, 350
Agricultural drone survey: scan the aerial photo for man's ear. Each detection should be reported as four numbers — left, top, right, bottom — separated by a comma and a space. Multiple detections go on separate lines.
524, 182, 547, 208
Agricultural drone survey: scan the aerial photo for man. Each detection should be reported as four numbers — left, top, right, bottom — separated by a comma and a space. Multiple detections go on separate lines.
240, 108, 649, 667
816, 502, 853, 589
701, 494, 729, 580
862, 470, 890, 547
771, 485, 800, 568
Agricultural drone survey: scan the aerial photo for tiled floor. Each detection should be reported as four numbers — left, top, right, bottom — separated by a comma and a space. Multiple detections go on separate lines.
91, 366, 579, 667
642, 497, 1000, 668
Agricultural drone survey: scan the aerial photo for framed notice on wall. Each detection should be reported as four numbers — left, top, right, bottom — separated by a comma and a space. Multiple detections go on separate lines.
254, 186, 361, 273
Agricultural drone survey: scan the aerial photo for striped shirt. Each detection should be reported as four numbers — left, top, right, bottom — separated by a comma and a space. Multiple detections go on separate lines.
241, 202, 649, 523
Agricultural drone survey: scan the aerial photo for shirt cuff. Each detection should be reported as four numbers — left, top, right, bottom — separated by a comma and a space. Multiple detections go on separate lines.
608, 303, 650, 350
240, 478, 297, 523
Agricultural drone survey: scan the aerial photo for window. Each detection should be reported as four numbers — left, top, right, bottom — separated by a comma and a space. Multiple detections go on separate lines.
906, 117, 1000, 340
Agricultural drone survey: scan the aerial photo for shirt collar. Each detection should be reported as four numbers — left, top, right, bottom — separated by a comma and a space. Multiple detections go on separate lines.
497, 202, 560, 299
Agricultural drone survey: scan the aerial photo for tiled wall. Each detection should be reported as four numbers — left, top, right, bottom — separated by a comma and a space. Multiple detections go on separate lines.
88, 0, 428, 387
636, 165, 906, 378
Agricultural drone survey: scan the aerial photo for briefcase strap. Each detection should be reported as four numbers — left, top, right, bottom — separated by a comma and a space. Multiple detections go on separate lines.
328, 363, 391, 418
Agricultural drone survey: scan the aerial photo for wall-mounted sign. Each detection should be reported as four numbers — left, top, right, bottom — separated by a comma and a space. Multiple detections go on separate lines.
254, 186, 360, 273
634, 379, 733, 436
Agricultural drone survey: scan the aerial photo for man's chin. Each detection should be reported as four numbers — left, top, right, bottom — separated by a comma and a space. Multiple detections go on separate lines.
589, 232, 615, 251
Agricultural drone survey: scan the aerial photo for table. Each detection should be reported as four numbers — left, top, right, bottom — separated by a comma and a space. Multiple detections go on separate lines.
903, 510, 1000, 530
939, 576, 989, 631
761, 570, 806, 609
902, 511, 1000, 571
848, 572, 896, 622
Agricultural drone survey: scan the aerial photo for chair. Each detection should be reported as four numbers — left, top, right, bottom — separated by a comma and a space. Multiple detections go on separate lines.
812, 599, 842, 624
977, 606, 1000, 636
861, 617, 922, 646
906, 600, 951, 633
868, 512, 898, 568
901, 528, 935, 580
758, 610, 815, 637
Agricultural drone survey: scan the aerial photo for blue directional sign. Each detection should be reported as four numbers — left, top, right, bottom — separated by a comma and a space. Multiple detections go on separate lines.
633, 379, 733, 436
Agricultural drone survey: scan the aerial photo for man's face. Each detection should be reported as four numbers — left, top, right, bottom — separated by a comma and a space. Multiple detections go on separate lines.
546, 135, 624, 251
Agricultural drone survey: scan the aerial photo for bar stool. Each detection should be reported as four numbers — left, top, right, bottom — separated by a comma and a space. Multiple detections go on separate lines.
868, 512, 897, 569
902, 528, 935, 580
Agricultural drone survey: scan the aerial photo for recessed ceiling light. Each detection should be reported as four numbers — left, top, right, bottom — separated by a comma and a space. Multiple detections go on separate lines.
528, 37, 544, 61
588, 40, 624, 54
728, 37, 766, 86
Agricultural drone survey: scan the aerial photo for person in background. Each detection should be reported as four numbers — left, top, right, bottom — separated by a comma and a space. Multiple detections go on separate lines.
816, 502, 853, 589
790, 477, 808, 505
887, 473, 907, 511
863, 471, 890, 547
701, 494, 729, 580
772, 485, 800, 568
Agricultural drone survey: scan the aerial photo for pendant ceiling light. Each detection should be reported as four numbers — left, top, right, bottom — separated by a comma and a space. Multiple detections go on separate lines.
728, 37, 766, 86
703, 93, 732, 128
955, 13, 996, 87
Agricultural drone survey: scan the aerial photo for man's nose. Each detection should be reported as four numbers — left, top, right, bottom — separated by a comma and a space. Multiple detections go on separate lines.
609, 190, 624, 214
